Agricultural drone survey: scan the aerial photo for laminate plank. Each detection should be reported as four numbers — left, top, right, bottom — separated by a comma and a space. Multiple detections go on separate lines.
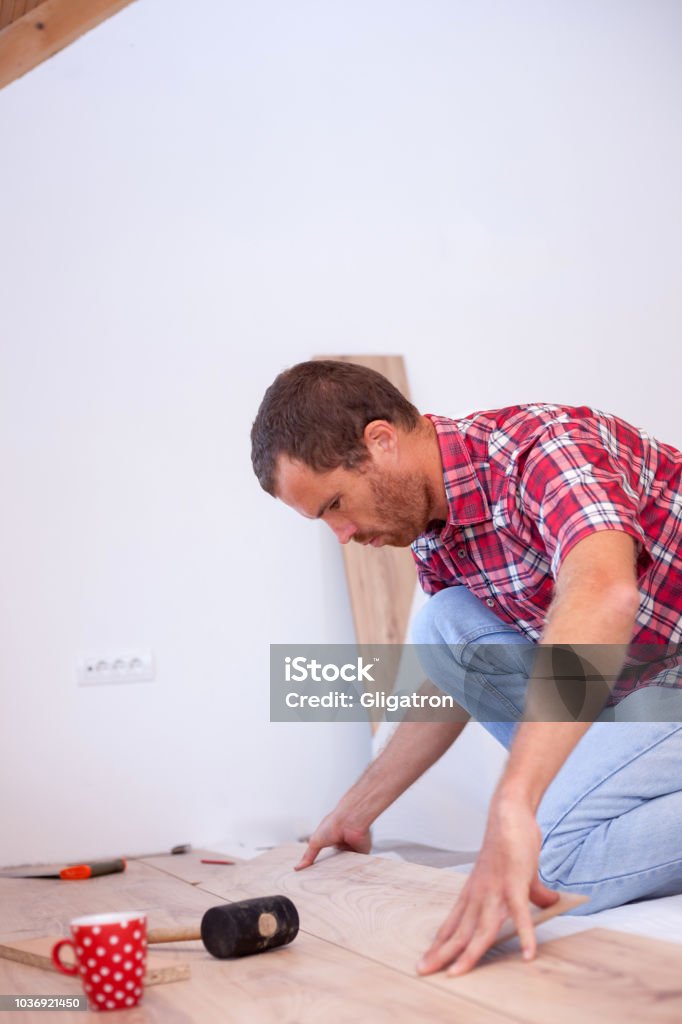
144, 843, 682, 1023
0, 930, 519, 1024
448, 928, 682, 1023
0, 935, 190, 986
0, 858, 516, 1024
8, 847, 677, 1023
144, 843, 584, 966
0, 0, 16, 30
0, 858, 220, 942
0, 0, 136, 91
12, 0, 28, 22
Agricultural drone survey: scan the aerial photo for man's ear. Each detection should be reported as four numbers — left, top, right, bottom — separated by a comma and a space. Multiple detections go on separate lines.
363, 420, 398, 458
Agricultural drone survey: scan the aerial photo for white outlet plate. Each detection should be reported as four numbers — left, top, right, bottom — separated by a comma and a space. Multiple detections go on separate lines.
78, 651, 155, 686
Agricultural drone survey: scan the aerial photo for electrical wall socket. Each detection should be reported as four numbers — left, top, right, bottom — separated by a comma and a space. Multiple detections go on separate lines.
78, 651, 155, 686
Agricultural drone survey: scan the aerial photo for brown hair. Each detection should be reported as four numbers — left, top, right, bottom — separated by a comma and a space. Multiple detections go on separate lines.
251, 360, 421, 495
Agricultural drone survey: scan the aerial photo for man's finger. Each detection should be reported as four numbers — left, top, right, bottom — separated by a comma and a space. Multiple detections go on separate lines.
294, 840, 321, 870
446, 915, 505, 977
417, 930, 469, 976
433, 892, 467, 945
443, 899, 510, 977
417, 900, 487, 975
507, 892, 537, 961
529, 876, 560, 909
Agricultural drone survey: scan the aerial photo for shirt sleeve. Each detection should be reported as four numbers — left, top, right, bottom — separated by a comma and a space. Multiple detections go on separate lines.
411, 548, 454, 596
517, 422, 650, 579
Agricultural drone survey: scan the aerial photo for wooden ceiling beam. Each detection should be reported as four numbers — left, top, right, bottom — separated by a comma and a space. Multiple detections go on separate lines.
0, 0, 136, 91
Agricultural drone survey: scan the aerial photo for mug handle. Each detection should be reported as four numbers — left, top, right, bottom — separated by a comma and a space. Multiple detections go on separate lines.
51, 938, 78, 975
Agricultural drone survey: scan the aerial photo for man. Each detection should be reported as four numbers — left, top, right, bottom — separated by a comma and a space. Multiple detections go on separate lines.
251, 359, 682, 977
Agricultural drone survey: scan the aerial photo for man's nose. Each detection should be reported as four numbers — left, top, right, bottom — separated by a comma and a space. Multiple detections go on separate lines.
331, 520, 357, 544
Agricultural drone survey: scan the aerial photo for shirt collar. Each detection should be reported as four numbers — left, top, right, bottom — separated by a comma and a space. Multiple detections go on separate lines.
425, 414, 491, 529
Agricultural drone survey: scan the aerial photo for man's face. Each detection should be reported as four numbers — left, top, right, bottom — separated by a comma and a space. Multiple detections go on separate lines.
274, 453, 433, 548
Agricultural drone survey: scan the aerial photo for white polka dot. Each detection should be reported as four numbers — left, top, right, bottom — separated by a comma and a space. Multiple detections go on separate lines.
119, 921, 129, 929
92, 926, 101, 935
79, 966, 87, 975
106, 1000, 116, 1009
123, 943, 133, 953
84, 984, 92, 993
125, 997, 134, 1006
124, 960, 133, 970
76, 946, 84, 956
100, 966, 109, 976
82, 937, 92, 946
114, 971, 123, 981
125, 982, 134, 991
87, 958, 97, 968
91, 973, 101, 983
109, 935, 119, 945
133, 930, 140, 939
112, 953, 122, 963
96, 994, 105, 1003
135, 950, 143, 960
134, 987, 141, 997
115, 991, 124, 1000
135, 967, 143, 978
103, 984, 113, 993
96, 946, 106, 957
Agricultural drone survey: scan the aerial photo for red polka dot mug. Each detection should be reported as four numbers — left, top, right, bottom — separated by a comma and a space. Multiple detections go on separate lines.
52, 911, 148, 1011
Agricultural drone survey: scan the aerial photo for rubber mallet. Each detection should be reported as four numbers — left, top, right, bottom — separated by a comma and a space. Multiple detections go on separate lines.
147, 895, 299, 958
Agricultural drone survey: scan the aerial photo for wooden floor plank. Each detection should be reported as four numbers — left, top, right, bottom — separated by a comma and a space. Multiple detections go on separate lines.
143, 843, 584, 970
449, 928, 682, 1023
4, 846, 681, 1023
0, 853, 516, 1024
143, 843, 682, 1024
0, 929, 518, 1024
0, 858, 220, 941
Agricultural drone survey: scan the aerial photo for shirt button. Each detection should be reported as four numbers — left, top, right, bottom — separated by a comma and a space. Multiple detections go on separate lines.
486, 598, 495, 607
457, 548, 466, 558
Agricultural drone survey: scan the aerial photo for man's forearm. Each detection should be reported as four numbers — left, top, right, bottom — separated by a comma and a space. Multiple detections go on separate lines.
338, 710, 468, 829
495, 720, 592, 811
498, 563, 639, 812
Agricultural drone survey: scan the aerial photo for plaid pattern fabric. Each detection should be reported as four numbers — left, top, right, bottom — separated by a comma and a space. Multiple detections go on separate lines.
411, 405, 682, 704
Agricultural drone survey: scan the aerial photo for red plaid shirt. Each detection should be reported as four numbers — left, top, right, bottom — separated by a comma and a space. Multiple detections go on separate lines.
412, 405, 682, 704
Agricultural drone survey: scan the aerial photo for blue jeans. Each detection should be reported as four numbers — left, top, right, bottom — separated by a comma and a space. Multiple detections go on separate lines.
412, 587, 682, 913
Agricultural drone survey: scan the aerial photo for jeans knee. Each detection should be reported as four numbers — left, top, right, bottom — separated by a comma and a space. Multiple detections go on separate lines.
410, 588, 471, 646
412, 591, 446, 645
538, 833, 587, 895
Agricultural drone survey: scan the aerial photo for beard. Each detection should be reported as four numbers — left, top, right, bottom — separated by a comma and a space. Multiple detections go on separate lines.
353, 467, 433, 547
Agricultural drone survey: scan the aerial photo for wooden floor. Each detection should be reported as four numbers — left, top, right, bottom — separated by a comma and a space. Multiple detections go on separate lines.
1, 844, 681, 1023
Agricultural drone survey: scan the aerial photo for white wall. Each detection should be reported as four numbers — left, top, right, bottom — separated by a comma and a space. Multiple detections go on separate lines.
1, 0, 680, 864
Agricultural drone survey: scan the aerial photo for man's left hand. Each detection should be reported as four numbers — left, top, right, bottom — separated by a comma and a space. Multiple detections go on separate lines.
416, 796, 560, 977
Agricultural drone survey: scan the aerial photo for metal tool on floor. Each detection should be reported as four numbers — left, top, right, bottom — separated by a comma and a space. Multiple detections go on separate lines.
0, 844, 191, 881
148, 895, 300, 959
127, 843, 192, 860
0, 858, 126, 880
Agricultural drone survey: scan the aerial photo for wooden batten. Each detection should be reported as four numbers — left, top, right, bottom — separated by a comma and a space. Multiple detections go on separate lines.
0, 0, 136, 90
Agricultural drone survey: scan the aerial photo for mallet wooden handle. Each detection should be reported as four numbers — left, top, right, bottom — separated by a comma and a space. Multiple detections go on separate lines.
147, 896, 300, 958
147, 926, 201, 944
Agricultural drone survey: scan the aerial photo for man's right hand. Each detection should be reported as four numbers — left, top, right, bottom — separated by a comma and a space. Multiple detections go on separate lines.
294, 714, 468, 871
295, 810, 372, 870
